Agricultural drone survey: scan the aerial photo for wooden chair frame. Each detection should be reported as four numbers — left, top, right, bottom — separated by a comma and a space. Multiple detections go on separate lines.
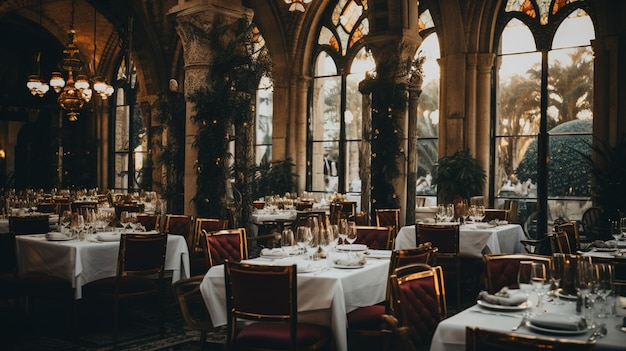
483, 254, 553, 294
204, 228, 248, 267
466, 326, 595, 351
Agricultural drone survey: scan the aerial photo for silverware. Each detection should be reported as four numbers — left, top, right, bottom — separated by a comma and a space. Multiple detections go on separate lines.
470, 309, 523, 318
588, 324, 607, 341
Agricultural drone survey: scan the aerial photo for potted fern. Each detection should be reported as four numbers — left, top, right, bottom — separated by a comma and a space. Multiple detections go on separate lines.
433, 149, 486, 206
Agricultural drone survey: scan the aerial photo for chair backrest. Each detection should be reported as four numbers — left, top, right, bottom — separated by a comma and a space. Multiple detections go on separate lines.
295, 202, 313, 211
164, 214, 194, 250
465, 326, 596, 351
483, 209, 509, 222
355, 226, 393, 250
392, 243, 438, 269
504, 199, 519, 224
224, 261, 297, 349
136, 213, 160, 232
390, 263, 446, 349
9, 215, 49, 234
294, 211, 327, 230
114, 203, 145, 219
483, 254, 553, 294
194, 218, 228, 252
375, 208, 400, 239
172, 276, 214, 334
581, 207, 602, 239
381, 314, 418, 351
349, 211, 370, 226
204, 228, 248, 267
551, 231, 572, 254
36, 202, 57, 213
71, 202, 98, 216
416, 224, 459, 256
555, 222, 580, 252
0, 232, 18, 276
117, 233, 168, 279
553, 253, 580, 295
330, 201, 356, 225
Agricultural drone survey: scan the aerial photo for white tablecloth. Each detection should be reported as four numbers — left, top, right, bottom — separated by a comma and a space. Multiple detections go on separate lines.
430, 292, 626, 351
200, 253, 390, 351
395, 223, 526, 258
16, 233, 190, 299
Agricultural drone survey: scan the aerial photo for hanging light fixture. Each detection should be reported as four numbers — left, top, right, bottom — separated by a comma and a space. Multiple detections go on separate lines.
284, 0, 312, 12
26, 0, 49, 97
26, 0, 112, 121
90, 6, 113, 100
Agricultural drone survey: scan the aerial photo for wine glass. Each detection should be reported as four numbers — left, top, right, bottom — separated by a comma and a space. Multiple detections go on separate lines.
281, 228, 295, 251
593, 263, 614, 318
345, 221, 357, 252
338, 218, 348, 246
60, 210, 72, 236
576, 256, 595, 327
120, 211, 132, 231
530, 262, 547, 309
475, 205, 485, 222
517, 261, 533, 298
296, 226, 312, 256
551, 254, 565, 304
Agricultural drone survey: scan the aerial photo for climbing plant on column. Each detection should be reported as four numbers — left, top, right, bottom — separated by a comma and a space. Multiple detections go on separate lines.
187, 16, 272, 222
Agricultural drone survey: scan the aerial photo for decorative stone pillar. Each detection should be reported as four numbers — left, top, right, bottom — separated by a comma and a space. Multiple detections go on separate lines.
169, 0, 251, 215
475, 53, 495, 200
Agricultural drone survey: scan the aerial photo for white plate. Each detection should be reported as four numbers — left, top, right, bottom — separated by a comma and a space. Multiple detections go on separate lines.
336, 244, 368, 251
528, 322, 588, 335
475, 224, 496, 229
97, 233, 121, 242
260, 253, 290, 259
556, 290, 578, 301
297, 266, 318, 273
333, 264, 364, 269
476, 299, 529, 311
46, 235, 73, 241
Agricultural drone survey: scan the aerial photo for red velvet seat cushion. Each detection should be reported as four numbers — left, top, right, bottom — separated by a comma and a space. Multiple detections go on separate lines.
235, 322, 331, 349
83, 276, 158, 296
347, 304, 386, 330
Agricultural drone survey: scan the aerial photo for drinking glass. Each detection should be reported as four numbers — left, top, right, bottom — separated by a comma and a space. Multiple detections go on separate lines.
281, 228, 295, 248
517, 261, 533, 298
338, 218, 348, 245
593, 263, 614, 318
296, 226, 312, 256
345, 221, 357, 251
551, 254, 564, 304
530, 262, 548, 309
576, 256, 595, 327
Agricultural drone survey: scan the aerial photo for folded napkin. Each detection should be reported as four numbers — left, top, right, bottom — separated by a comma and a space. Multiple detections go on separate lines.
45, 232, 70, 240
333, 256, 366, 266
477, 290, 527, 306
529, 313, 587, 331
260, 248, 290, 257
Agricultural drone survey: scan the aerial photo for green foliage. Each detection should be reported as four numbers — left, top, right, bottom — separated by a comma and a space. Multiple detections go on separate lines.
433, 149, 486, 204
252, 158, 296, 199
187, 17, 272, 219
515, 120, 592, 197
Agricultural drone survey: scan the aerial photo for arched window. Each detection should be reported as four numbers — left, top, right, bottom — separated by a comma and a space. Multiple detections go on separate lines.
494, 0, 594, 232
415, 8, 439, 206
110, 56, 143, 192
255, 75, 273, 165
309, 0, 372, 203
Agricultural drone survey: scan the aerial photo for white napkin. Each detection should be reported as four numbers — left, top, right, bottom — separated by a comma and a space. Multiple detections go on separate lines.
333, 256, 366, 266
260, 248, 290, 257
529, 314, 587, 331
45, 232, 69, 240
477, 290, 527, 306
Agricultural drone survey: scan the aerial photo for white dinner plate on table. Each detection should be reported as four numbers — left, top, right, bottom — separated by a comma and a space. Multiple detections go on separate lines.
527, 322, 588, 335
96, 232, 121, 242
297, 265, 318, 273
476, 299, 529, 311
335, 244, 368, 252
556, 290, 578, 301
45, 232, 73, 241
332, 263, 364, 269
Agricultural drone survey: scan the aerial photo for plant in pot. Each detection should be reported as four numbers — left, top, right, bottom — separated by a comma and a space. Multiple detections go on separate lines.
432, 149, 486, 218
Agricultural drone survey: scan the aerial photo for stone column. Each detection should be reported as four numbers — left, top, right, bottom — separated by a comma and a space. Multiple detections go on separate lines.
475, 53, 495, 200
169, 0, 251, 215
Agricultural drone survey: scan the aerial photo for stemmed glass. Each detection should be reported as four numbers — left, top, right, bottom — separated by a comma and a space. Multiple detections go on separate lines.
593, 263, 614, 318
281, 228, 295, 250
530, 262, 548, 309
551, 254, 565, 304
517, 261, 534, 298
576, 256, 596, 327
296, 226, 313, 256
345, 221, 357, 252
474, 205, 485, 222
338, 218, 348, 246
60, 210, 73, 236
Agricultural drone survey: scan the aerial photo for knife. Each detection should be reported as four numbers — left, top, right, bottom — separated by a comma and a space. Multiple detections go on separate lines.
470, 309, 523, 318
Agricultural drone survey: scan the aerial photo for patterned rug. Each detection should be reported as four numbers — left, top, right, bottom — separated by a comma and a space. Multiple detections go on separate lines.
1, 296, 227, 351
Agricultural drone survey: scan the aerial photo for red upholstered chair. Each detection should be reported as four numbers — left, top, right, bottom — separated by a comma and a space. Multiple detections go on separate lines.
204, 228, 248, 267
114, 202, 145, 220
346, 243, 438, 351
380, 314, 418, 351
224, 261, 331, 351
466, 326, 595, 351
375, 208, 400, 245
136, 213, 160, 232
191, 218, 229, 275
82, 233, 168, 344
482, 254, 553, 294
483, 209, 509, 222
355, 226, 394, 250
416, 223, 461, 310
9, 215, 50, 234
389, 263, 447, 350
330, 201, 356, 225
164, 214, 194, 251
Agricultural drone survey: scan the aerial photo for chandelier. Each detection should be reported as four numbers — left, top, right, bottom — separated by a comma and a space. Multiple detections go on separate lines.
26, 0, 113, 121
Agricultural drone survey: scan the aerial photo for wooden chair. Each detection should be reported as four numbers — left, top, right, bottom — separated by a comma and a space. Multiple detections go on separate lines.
70, 202, 98, 216
416, 223, 461, 310
330, 201, 356, 225
224, 261, 331, 351
555, 221, 580, 252
380, 314, 418, 351
504, 199, 519, 224
164, 214, 194, 251
294, 211, 327, 230
551, 231, 572, 254
350, 211, 370, 226
114, 203, 145, 220
465, 326, 596, 351
36, 202, 56, 213
355, 226, 394, 250
203, 228, 248, 267
136, 213, 160, 232
346, 243, 438, 351
9, 215, 49, 234
389, 264, 447, 351
172, 276, 216, 351
581, 207, 602, 240
483, 209, 509, 222
295, 202, 313, 211
194, 218, 229, 252
82, 233, 168, 344
482, 254, 553, 294
375, 208, 400, 247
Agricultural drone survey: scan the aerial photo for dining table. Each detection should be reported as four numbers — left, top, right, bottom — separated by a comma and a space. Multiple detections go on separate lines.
430, 289, 626, 351
16, 231, 190, 299
199, 248, 391, 351
395, 223, 526, 258
0, 213, 59, 232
